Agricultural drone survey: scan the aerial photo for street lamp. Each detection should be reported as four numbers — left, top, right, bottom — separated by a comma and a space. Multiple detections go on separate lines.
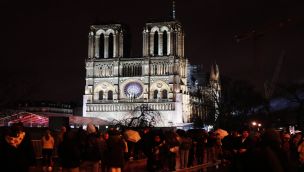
252, 121, 262, 131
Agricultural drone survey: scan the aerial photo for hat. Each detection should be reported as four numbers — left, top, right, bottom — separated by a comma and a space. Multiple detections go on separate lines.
87, 123, 96, 134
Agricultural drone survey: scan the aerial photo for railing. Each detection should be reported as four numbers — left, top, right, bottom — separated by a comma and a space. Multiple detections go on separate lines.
31, 140, 58, 160
31, 140, 43, 159
89, 99, 174, 104
86, 102, 176, 112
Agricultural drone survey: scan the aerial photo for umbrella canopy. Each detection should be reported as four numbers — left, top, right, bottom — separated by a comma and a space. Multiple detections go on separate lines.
215, 128, 229, 139
124, 129, 141, 143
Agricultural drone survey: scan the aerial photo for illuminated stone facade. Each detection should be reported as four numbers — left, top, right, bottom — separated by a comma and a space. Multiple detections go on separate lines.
83, 21, 191, 127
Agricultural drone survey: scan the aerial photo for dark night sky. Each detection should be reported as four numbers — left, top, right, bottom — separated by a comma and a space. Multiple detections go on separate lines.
0, 0, 303, 104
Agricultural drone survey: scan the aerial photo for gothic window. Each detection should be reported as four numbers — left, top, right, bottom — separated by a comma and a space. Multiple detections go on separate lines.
108, 90, 113, 100
99, 90, 104, 100
123, 65, 126, 77
139, 65, 142, 76
163, 30, 167, 56
154, 31, 158, 56
162, 90, 168, 99
108, 66, 112, 76
99, 34, 105, 58
153, 90, 158, 99
109, 33, 114, 58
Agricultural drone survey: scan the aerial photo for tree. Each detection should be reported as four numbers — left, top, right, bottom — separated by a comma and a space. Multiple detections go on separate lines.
111, 104, 163, 128
207, 77, 263, 129
276, 82, 304, 129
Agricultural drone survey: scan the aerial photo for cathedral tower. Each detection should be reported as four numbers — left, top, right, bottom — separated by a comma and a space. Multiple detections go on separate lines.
83, 2, 191, 126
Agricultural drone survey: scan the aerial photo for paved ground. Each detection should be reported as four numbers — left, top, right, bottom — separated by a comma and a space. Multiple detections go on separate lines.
29, 157, 228, 172
125, 158, 228, 172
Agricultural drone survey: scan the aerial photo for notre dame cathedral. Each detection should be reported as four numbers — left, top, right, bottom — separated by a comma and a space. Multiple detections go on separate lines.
83, 2, 220, 127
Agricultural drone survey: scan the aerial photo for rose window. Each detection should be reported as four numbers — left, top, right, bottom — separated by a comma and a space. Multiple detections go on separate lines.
124, 82, 143, 98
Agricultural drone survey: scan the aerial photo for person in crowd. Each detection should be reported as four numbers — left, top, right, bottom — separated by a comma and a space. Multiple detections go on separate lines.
230, 128, 253, 172
244, 128, 296, 172
195, 134, 207, 166
290, 132, 302, 170
41, 128, 55, 172
164, 130, 180, 171
187, 134, 196, 167
236, 129, 251, 153
206, 131, 217, 163
57, 126, 67, 146
179, 131, 192, 169
106, 129, 126, 172
281, 132, 291, 156
80, 123, 102, 172
57, 126, 81, 172
140, 128, 155, 171
0, 122, 36, 172
56, 126, 67, 171
298, 136, 304, 171
150, 134, 166, 172
221, 130, 239, 164
97, 131, 108, 172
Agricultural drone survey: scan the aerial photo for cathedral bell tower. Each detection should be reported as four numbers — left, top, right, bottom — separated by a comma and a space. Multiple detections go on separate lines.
88, 24, 124, 59
142, 21, 184, 58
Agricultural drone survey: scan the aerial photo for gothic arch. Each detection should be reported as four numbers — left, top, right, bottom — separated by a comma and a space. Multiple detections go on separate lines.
99, 90, 104, 100
105, 29, 115, 35
150, 80, 170, 91
162, 89, 168, 99
96, 29, 106, 36
153, 90, 158, 99
94, 81, 115, 94
108, 90, 113, 100
151, 26, 160, 33
150, 80, 170, 99
160, 26, 169, 32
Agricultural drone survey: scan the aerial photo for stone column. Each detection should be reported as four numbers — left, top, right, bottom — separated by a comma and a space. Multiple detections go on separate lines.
88, 32, 94, 58
178, 33, 182, 57
170, 32, 174, 56
158, 32, 163, 56
94, 35, 100, 58
150, 32, 154, 56
104, 35, 109, 58
143, 31, 147, 56
182, 33, 185, 57
167, 31, 171, 56
119, 33, 123, 57
113, 34, 117, 57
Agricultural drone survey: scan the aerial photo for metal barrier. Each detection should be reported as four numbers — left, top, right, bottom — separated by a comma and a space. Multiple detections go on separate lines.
31, 140, 43, 159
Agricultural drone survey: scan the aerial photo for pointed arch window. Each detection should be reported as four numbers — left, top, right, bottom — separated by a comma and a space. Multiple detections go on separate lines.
99, 90, 104, 100
99, 34, 105, 58
154, 31, 159, 56
109, 33, 114, 58
163, 30, 168, 56
108, 90, 113, 100
162, 90, 168, 99
153, 90, 158, 99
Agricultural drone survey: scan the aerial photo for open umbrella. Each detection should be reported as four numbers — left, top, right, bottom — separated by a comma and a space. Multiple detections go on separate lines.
124, 129, 141, 143
215, 128, 229, 139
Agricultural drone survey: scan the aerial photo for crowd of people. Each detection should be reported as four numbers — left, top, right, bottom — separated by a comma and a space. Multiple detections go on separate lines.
1, 122, 304, 172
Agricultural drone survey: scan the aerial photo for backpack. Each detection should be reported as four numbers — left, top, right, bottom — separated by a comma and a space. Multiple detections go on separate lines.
82, 134, 101, 161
